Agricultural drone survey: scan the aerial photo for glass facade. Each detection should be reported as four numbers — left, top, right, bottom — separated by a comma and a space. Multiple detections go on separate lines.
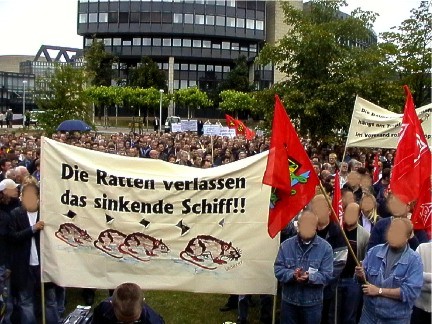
0, 72, 36, 114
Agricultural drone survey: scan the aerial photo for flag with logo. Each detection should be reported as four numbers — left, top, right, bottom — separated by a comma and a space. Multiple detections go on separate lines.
225, 114, 255, 140
262, 95, 320, 238
390, 85, 431, 204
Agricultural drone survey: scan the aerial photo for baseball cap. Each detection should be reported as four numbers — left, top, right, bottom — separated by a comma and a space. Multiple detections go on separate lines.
0, 179, 19, 191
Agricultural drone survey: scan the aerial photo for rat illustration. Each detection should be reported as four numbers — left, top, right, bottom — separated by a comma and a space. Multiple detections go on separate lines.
180, 235, 241, 270
94, 229, 127, 258
55, 223, 92, 247
118, 232, 169, 262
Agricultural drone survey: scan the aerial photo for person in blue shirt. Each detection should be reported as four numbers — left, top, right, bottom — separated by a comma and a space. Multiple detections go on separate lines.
274, 210, 333, 324
355, 217, 423, 324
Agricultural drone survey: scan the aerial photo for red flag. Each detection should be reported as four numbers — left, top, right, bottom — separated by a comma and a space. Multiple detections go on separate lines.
263, 95, 320, 238
389, 86, 431, 204
225, 114, 255, 140
332, 171, 343, 225
411, 177, 432, 239
373, 154, 380, 184
225, 114, 238, 128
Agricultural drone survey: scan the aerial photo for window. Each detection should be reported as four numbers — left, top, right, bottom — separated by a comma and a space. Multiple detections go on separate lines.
173, 38, 182, 46
181, 64, 188, 71
223, 66, 230, 73
256, 20, 264, 30
143, 38, 151, 45
236, 18, 244, 28
232, 42, 239, 50
215, 65, 222, 72
173, 13, 182, 23
226, 0, 235, 7
141, 12, 151, 23
195, 14, 204, 25
113, 38, 121, 46
189, 64, 197, 71
189, 80, 197, 87
174, 80, 179, 89
123, 40, 132, 46
193, 39, 201, 47
79, 14, 87, 23
184, 14, 193, 24
180, 80, 188, 88
151, 12, 161, 23
89, 13, 98, 23
212, 42, 221, 49
216, 0, 225, 6
108, 12, 118, 23
206, 65, 214, 71
246, 19, 254, 29
99, 13, 108, 23
130, 12, 140, 23
153, 38, 161, 46
206, 15, 214, 25
133, 38, 141, 46
202, 40, 211, 48
226, 17, 235, 27
104, 38, 112, 46
222, 41, 230, 49
250, 44, 257, 52
183, 39, 191, 47
198, 64, 205, 71
119, 12, 129, 23
240, 46, 248, 52
163, 38, 171, 46
85, 38, 93, 46
216, 16, 225, 26
162, 12, 172, 23
174, 64, 179, 70
162, 63, 169, 70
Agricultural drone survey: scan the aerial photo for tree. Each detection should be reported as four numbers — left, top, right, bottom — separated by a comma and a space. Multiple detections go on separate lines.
174, 87, 213, 119
257, 0, 401, 142
380, 1, 431, 106
35, 65, 92, 136
84, 40, 115, 87
128, 57, 167, 91
219, 90, 256, 118
219, 56, 255, 93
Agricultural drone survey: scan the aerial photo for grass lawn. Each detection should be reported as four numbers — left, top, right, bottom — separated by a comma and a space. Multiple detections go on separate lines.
65, 289, 275, 324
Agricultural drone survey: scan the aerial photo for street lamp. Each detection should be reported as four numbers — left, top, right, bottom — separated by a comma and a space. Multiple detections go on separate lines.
159, 89, 164, 133
22, 80, 27, 127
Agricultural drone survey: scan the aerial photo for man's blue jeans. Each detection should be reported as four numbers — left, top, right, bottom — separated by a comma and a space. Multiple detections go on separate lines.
333, 277, 363, 324
17, 266, 59, 324
280, 300, 322, 324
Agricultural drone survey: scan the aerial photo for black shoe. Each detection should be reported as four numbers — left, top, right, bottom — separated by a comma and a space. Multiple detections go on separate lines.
219, 303, 237, 312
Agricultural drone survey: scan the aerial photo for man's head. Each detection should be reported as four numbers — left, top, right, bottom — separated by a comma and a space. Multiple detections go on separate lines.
387, 194, 410, 218
298, 210, 318, 241
0, 179, 19, 199
343, 202, 360, 228
310, 194, 330, 225
0, 158, 12, 173
328, 153, 337, 165
387, 217, 412, 249
14, 166, 29, 184
112, 283, 143, 323
21, 183, 39, 213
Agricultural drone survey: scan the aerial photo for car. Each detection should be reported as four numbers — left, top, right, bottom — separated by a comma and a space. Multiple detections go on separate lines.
164, 116, 181, 133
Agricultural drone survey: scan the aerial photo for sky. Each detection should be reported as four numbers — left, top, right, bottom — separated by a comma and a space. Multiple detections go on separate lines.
0, 0, 424, 56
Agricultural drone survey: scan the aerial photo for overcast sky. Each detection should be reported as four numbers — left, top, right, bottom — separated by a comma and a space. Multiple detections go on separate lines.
0, 0, 424, 56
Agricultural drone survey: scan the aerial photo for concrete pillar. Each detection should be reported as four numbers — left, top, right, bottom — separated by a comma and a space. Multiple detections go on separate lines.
168, 56, 175, 116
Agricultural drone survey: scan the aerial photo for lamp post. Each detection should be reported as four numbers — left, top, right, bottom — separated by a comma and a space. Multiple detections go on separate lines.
22, 80, 27, 127
159, 89, 164, 133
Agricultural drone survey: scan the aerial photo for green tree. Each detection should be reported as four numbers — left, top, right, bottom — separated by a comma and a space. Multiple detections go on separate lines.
174, 87, 212, 118
35, 65, 92, 136
380, 1, 431, 106
128, 57, 167, 90
219, 56, 255, 93
84, 40, 115, 87
219, 90, 256, 118
257, 0, 401, 142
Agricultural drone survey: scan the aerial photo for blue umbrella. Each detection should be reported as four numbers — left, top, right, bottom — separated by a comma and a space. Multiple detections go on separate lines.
57, 120, 91, 132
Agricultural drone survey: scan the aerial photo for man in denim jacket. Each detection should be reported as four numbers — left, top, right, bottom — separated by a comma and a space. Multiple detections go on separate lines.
275, 211, 333, 324
355, 218, 423, 324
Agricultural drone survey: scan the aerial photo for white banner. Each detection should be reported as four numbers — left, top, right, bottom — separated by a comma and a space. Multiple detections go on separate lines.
220, 127, 236, 138
346, 96, 432, 148
40, 138, 278, 294
203, 124, 222, 136
180, 119, 198, 132
170, 123, 182, 133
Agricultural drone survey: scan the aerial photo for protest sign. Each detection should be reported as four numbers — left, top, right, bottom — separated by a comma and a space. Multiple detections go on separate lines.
170, 123, 182, 133
180, 119, 198, 132
219, 127, 236, 138
203, 124, 221, 136
40, 138, 278, 294
346, 96, 431, 148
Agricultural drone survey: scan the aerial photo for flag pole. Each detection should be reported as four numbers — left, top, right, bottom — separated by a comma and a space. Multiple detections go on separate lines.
41, 279, 46, 324
318, 182, 361, 267
271, 294, 277, 324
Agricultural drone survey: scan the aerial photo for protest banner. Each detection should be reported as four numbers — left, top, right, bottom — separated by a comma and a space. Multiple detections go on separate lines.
170, 123, 182, 133
40, 138, 278, 295
180, 119, 198, 132
346, 96, 431, 148
219, 127, 236, 138
203, 124, 221, 136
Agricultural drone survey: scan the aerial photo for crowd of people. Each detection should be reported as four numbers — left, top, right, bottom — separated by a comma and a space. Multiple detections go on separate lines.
0, 129, 429, 324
